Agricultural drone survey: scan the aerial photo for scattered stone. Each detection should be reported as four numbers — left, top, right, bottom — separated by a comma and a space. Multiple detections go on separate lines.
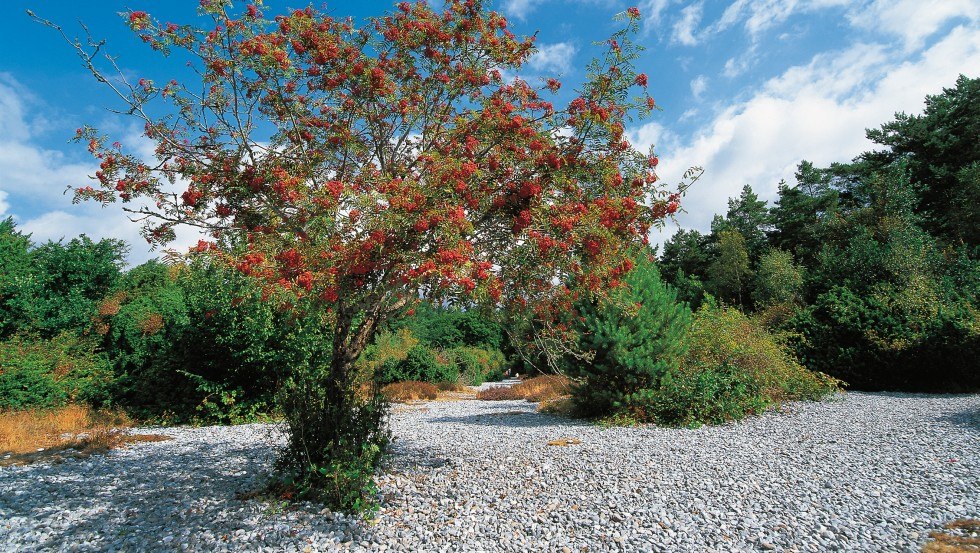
1, 392, 977, 552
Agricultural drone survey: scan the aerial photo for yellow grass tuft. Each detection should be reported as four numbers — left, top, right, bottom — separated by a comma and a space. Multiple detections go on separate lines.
477, 375, 572, 403
381, 381, 440, 402
0, 405, 170, 466
923, 519, 980, 553
546, 437, 582, 446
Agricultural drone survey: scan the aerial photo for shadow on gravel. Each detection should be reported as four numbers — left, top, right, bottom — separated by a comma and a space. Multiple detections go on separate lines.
1, 432, 364, 551
428, 410, 586, 429
936, 407, 980, 433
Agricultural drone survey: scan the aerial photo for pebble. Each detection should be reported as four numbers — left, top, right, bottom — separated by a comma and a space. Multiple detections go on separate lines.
0, 392, 977, 551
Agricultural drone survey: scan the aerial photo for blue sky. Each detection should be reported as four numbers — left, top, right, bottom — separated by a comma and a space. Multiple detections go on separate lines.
1, 0, 978, 263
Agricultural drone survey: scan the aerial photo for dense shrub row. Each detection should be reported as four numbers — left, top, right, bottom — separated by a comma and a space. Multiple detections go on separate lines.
0, 223, 510, 421
566, 252, 840, 426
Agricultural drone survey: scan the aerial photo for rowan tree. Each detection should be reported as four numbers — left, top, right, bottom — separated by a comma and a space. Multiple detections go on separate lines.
36, 0, 693, 506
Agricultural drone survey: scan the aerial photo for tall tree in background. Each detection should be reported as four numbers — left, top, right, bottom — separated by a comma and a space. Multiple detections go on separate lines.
768, 162, 839, 267
659, 228, 710, 305
707, 229, 752, 308
713, 184, 770, 260
835, 75, 980, 246
0, 219, 32, 338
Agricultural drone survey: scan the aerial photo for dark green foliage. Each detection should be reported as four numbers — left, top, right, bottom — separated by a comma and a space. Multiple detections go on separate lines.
20, 235, 127, 338
276, 369, 389, 512
660, 229, 712, 307
377, 344, 456, 384
768, 164, 838, 267
392, 303, 503, 349
97, 257, 329, 423
0, 365, 67, 410
569, 250, 692, 417
0, 218, 32, 338
713, 184, 771, 259
790, 168, 980, 391
0, 332, 112, 410
100, 262, 192, 416
857, 75, 980, 245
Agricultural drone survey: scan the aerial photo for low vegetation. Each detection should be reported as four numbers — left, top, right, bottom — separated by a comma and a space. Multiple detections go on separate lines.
922, 519, 980, 552
381, 381, 440, 402
477, 375, 571, 403
0, 405, 169, 466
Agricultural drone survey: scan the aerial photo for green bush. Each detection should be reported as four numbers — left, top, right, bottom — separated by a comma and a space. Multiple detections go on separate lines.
18, 235, 126, 338
377, 344, 456, 384
0, 365, 67, 410
569, 250, 692, 417
0, 332, 112, 410
637, 301, 840, 427
447, 346, 507, 385
276, 369, 389, 512
99, 257, 327, 423
793, 284, 980, 391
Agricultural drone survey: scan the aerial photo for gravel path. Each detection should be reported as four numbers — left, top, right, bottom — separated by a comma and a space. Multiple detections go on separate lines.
1, 392, 977, 552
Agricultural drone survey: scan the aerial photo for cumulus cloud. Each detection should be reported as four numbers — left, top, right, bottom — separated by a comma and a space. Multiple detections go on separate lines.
0, 75, 200, 265
638, 23, 980, 243
847, 0, 980, 50
708, 0, 975, 46
527, 42, 578, 74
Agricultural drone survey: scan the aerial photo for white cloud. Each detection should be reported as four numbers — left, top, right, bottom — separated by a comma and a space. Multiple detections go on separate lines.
690, 75, 708, 99
639, 0, 674, 36
722, 45, 758, 78
847, 0, 980, 50
501, 0, 544, 21
527, 42, 578, 74
0, 76, 201, 265
708, 0, 974, 47
671, 2, 704, 46
640, 23, 980, 243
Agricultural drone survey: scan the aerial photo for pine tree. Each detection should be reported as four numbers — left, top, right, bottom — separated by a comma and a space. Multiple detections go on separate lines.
570, 249, 692, 417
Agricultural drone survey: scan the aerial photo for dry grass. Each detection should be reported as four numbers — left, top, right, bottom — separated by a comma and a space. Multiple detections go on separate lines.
538, 395, 576, 416
476, 375, 572, 403
923, 520, 980, 553
435, 381, 469, 393
475, 385, 520, 400
546, 437, 582, 446
381, 381, 440, 402
0, 405, 170, 466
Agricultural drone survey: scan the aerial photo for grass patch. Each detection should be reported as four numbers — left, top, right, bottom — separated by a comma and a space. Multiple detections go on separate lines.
476, 375, 571, 403
923, 519, 980, 552
0, 405, 170, 466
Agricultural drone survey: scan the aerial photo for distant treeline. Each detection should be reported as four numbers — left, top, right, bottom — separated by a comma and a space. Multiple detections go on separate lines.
658, 75, 980, 391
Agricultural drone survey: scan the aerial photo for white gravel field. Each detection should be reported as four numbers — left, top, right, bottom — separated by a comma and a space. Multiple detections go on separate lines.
1, 392, 977, 552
